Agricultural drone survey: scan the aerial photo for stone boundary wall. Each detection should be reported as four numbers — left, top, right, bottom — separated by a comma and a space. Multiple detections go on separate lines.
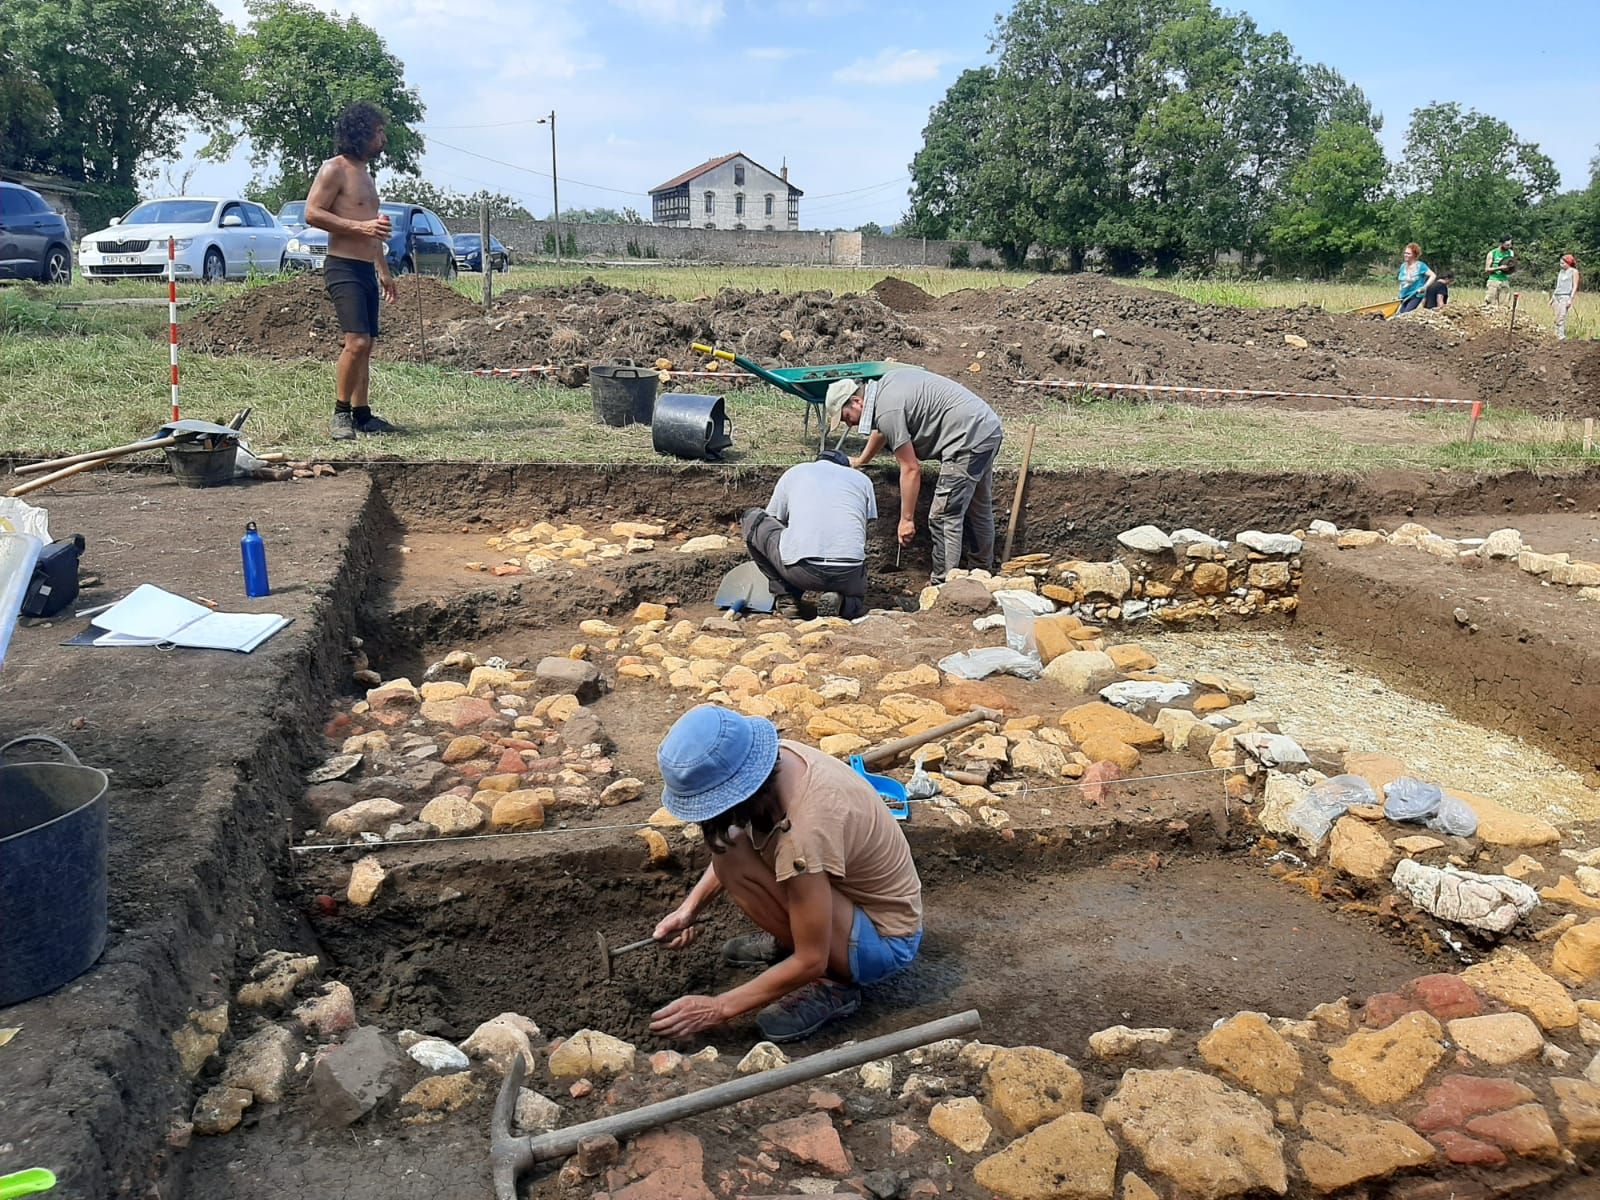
488, 218, 1005, 269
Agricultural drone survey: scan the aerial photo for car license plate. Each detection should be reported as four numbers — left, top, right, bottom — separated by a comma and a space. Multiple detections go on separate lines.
105, 254, 142, 265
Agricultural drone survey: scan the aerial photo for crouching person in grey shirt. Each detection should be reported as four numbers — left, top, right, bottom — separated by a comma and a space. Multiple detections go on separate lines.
741, 450, 876, 619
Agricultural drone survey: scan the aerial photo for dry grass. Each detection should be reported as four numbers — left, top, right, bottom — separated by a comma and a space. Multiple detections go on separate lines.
5, 262, 1595, 477
1144, 277, 1600, 341
3, 331, 1595, 476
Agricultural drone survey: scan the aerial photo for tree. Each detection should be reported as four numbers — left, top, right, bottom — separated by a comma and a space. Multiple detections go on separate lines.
904, 0, 1375, 272
0, 0, 233, 201
1395, 102, 1558, 271
557, 206, 644, 224
1266, 121, 1389, 275
385, 180, 533, 222
0, 49, 57, 174
855, 222, 884, 236
205, 0, 424, 208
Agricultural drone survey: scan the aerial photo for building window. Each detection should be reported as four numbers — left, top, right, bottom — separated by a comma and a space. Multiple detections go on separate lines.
734, 194, 745, 217
765, 224, 774, 231
734, 164, 745, 186
765, 194, 774, 217
704, 191, 714, 214
705, 222, 715, 229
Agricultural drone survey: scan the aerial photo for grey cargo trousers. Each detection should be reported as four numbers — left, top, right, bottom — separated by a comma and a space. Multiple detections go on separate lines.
928, 431, 1002, 583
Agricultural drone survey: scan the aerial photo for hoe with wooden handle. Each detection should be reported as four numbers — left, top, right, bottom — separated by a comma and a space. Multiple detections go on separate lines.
488, 1009, 981, 1200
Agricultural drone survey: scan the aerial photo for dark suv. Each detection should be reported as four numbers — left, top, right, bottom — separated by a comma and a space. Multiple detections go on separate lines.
0, 181, 73, 283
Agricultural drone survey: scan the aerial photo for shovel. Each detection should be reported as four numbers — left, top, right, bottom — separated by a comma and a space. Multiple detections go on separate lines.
714, 561, 776, 614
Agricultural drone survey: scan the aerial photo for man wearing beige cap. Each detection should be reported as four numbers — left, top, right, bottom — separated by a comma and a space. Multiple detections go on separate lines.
826, 369, 1003, 584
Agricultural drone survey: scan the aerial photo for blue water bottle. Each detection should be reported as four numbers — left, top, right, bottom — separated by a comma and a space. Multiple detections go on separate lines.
241, 522, 271, 598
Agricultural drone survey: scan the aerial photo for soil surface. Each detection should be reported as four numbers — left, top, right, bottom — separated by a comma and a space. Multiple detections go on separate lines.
176, 271, 1600, 414
10, 461, 1600, 1200
1296, 534, 1600, 780
0, 470, 375, 1200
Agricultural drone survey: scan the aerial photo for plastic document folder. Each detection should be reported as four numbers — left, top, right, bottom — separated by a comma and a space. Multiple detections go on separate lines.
87, 584, 289, 653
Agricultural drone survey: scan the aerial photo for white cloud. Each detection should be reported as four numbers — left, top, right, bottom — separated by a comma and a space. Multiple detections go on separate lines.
832, 48, 949, 86
745, 46, 805, 62
611, 0, 725, 31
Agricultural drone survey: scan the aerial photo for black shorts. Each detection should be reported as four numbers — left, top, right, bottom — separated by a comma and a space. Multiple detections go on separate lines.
325, 255, 379, 337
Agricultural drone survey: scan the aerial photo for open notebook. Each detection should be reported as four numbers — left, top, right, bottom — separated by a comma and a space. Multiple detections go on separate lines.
85, 584, 289, 653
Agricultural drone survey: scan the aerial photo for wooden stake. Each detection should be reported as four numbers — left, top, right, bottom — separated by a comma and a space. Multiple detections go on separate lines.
479, 200, 493, 314
1466, 401, 1483, 445
1585, 418, 1594, 454
1001, 424, 1036, 564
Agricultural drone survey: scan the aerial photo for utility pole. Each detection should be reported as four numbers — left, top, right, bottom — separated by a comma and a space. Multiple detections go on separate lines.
539, 110, 561, 263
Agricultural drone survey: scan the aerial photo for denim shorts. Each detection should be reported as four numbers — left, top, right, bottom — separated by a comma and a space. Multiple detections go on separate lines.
848, 908, 922, 985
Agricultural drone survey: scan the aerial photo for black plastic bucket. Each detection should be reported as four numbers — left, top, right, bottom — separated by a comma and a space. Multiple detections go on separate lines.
652, 393, 734, 461
0, 736, 109, 1007
590, 360, 659, 427
164, 439, 238, 488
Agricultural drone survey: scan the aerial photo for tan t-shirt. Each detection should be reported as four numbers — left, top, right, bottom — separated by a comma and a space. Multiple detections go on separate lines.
758, 741, 923, 937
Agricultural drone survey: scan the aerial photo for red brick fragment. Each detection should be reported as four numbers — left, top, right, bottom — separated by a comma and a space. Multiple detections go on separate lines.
1404, 974, 1483, 1021
1429, 1130, 1507, 1168
1411, 1075, 1536, 1134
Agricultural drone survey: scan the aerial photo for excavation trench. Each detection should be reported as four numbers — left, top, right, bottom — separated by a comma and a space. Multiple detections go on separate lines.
169, 463, 1600, 1198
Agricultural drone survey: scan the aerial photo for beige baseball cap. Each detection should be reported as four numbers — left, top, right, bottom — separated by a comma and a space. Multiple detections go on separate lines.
823, 378, 859, 429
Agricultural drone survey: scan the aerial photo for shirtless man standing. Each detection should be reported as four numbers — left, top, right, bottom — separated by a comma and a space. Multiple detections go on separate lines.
304, 101, 400, 440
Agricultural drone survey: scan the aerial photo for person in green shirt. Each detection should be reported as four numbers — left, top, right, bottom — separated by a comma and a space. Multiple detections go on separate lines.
1484, 236, 1515, 306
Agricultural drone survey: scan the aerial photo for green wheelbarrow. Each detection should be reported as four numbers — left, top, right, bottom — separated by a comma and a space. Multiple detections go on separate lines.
691, 342, 896, 452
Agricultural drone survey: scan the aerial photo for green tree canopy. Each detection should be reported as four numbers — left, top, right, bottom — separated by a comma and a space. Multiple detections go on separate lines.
1266, 121, 1389, 276
904, 0, 1374, 272
0, 0, 233, 202
1395, 102, 1558, 271
558, 206, 645, 224
206, 0, 424, 209
385, 180, 533, 222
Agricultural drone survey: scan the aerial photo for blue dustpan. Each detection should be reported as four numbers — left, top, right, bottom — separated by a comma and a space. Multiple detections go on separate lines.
849, 755, 909, 821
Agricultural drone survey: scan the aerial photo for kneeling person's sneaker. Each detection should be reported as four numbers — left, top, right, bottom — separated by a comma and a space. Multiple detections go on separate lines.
354, 411, 401, 434
757, 979, 861, 1043
722, 932, 786, 969
331, 410, 356, 441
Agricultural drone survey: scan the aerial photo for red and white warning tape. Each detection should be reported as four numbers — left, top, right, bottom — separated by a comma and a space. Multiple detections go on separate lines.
1013, 378, 1481, 408
469, 365, 557, 377
167, 237, 180, 422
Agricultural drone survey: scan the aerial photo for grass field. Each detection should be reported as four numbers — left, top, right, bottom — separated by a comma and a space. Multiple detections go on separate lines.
3, 262, 1597, 476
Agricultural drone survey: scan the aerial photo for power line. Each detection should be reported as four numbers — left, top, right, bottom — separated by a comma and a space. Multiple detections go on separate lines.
804, 175, 911, 201
423, 134, 647, 199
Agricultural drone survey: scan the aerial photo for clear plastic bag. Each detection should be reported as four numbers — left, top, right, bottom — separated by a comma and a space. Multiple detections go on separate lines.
1384, 776, 1443, 824
998, 597, 1038, 655
1425, 794, 1479, 838
938, 646, 1043, 680
1285, 774, 1372, 855
906, 753, 941, 800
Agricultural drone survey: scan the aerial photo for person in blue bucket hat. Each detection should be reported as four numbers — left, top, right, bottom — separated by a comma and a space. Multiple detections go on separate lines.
649, 704, 924, 1043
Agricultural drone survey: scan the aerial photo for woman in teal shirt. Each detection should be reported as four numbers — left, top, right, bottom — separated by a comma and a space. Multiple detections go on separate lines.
1397, 243, 1436, 314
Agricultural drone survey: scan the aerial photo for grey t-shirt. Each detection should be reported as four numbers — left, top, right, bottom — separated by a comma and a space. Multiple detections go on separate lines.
768, 459, 877, 565
870, 368, 1002, 461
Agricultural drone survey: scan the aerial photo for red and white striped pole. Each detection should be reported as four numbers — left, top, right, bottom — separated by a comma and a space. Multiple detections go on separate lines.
167, 236, 180, 422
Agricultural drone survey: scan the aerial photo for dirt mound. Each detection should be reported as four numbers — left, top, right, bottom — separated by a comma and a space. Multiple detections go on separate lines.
871, 274, 935, 312
424, 276, 930, 375
916, 275, 1598, 415
181, 273, 478, 361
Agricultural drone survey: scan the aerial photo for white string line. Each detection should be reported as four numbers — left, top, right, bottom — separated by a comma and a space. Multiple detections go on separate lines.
1016, 379, 1481, 407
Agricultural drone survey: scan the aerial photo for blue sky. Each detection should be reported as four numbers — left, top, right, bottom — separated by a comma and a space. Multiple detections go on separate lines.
178, 1, 1600, 227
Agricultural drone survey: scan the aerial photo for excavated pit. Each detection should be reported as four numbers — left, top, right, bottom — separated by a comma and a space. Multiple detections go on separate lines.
168, 462, 1600, 1199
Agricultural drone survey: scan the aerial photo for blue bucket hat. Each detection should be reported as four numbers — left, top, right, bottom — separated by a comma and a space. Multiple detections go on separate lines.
658, 705, 780, 823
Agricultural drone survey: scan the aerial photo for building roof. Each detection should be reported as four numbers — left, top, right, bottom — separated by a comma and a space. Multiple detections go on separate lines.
650, 152, 803, 196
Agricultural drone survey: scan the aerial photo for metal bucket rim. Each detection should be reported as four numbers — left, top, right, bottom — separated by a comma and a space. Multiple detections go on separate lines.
0, 762, 109, 845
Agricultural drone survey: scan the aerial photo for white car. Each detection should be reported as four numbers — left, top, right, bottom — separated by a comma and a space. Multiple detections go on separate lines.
79, 197, 292, 282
